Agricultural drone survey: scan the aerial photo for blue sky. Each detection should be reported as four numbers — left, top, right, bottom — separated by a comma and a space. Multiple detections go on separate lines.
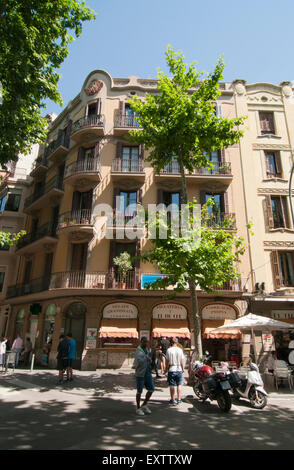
45, 0, 294, 115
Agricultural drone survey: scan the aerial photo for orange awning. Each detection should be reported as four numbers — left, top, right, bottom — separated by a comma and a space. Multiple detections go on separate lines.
99, 318, 138, 338
202, 319, 241, 339
152, 319, 191, 339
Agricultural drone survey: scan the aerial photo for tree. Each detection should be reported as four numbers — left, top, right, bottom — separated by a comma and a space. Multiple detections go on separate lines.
0, 0, 96, 165
129, 46, 247, 357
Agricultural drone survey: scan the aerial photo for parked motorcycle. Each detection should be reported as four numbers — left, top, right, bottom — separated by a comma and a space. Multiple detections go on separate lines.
192, 356, 232, 412
229, 360, 268, 409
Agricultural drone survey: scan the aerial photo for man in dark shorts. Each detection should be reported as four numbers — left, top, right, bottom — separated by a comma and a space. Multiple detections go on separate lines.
57, 335, 69, 385
134, 336, 155, 416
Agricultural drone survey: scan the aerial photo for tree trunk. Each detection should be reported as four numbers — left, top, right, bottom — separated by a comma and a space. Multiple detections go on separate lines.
178, 155, 203, 359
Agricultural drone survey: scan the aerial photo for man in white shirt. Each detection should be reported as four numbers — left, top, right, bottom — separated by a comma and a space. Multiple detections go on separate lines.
165, 337, 185, 405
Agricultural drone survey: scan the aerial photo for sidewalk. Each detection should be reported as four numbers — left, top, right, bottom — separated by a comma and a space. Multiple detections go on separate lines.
0, 367, 293, 398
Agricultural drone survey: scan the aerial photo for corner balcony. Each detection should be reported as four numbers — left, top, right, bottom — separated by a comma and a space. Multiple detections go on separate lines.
24, 175, 64, 214
57, 209, 94, 242
15, 220, 58, 255
64, 157, 101, 191
111, 158, 145, 183
30, 155, 48, 180
113, 114, 141, 135
47, 133, 70, 165
71, 115, 105, 143
6, 277, 51, 299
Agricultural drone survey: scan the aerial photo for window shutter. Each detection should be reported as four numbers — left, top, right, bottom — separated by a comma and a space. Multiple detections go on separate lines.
275, 152, 282, 176
271, 251, 281, 289
220, 149, 225, 164
157, 189, 164, 204
137, 188, 143, 204
119, 101, 125, 116
95, 99, 101, 115
200, 190, 206, 207
265, 195, 274, 229
72, 191, 81, 211
113, 187, 120, 209
116, 141, 123, 160
94, 141, 101, 159
64, 120, 72, 146
77, 147, 85, 163
264, 152, 270, 175
223, 192, 229, 214
139, 144, 144, 162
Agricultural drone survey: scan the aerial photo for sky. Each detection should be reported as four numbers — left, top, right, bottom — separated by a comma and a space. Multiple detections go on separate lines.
45, 0, 294, 116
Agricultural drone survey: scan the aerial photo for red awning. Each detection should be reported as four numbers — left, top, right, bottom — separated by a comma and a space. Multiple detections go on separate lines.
202, 319, 241, 339
152, 319, 191, 339
99, 318, 138, 338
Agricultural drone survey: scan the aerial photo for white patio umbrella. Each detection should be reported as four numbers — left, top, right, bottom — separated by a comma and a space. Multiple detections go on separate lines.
209, 313, 294, 362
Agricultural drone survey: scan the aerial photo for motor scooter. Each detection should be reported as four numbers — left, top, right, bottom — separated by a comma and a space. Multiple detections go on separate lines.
229, 360, 268, 409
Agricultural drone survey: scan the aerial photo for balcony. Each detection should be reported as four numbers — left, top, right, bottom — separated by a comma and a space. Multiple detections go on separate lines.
155, 162, 232, 185
6, 271, 248, 299
30, 154, 48, 180
64, 157, 101, 191
46, 133, 70, 164
24, 175, 64, 214
15, 220, 58, 255
57, 209, 94, 242
204, 212, 236, 230
111, 158, 145, 183
113, 114, 141, 135
71, 115, 105, 143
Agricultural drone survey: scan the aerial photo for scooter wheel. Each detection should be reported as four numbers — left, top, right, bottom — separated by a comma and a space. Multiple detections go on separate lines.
249, 389, 267, 409
216, 390, 232, 412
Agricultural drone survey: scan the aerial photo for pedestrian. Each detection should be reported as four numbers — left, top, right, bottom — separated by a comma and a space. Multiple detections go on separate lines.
150, 339, 160, 378
134, 336, 155, 416
165, 337, 185, 405
23, 337, 33, 367
56, 334, 69, 385
12, 334, 23, 367
0, 337, 7, 370
66, 332, 76, 382
159, 336, 170, 374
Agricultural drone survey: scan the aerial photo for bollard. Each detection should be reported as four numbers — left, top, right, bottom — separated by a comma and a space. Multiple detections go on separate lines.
30, 353, 35, 372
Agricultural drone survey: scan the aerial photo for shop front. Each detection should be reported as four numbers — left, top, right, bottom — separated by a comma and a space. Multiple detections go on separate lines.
41, 303, 56, 366
201, 303, 241, 363
270, 310, 294, 363
151, 303, 191, 347
97, 302, 139, 368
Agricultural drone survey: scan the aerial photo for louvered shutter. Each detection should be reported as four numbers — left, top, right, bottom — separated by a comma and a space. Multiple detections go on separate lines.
265, 195, 274, 229
223, 192, 229, 214
271, 251, 282, 289
220, 149, 226, 163
275, 152, 282, 176
64, 120, 72, 147
264, 151, 270, 176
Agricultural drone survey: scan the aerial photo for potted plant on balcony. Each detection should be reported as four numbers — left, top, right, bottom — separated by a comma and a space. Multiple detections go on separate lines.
113, 251, 133, 289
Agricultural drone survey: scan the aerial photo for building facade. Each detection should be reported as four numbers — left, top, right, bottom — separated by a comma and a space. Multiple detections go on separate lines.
8, 70, 287, 370
0, 146, 40, 337
233, 80, 294, 362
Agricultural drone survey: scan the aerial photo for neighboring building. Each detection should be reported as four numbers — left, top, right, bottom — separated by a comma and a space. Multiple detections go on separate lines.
233, 80, 294, 363
3, 71, 260, 370
0, 145, 39, 337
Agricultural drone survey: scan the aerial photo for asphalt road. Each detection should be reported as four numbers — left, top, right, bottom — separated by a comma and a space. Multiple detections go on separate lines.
0, 369, 293, 451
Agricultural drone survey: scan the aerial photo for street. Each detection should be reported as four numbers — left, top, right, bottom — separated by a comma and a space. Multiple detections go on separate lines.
0, 369, 293, 450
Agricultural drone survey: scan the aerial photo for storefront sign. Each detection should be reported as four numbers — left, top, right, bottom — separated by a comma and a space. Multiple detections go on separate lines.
103, 303, 138, 319
202, 304, 236, 320
262, 333, 274, 352
45, 304, 56, 321
272, 310, 294, 320
152, 303, 187, 320
86, 328, 98, 349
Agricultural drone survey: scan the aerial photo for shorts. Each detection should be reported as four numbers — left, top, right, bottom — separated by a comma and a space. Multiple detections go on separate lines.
168, 371, 183, 386
136, 372, 155, 395
67, 358, 73, 367
57, 358, 67, 371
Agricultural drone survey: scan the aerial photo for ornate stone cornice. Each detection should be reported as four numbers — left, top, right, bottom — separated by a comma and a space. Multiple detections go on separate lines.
257, 188, 294, 195
252, 143, 291, 151
264, 241, 294, 248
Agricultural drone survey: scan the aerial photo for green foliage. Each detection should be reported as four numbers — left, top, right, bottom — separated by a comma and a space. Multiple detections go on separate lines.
142, 201, 246, 294
0, 229, 26, 247
0, 0, 96, 164
113, 251, 133, 281
129, 45, 246, 179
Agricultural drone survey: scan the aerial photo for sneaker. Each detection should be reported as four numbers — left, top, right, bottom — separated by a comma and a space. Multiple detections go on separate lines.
141, 405, 151, 414
136, 408, 145, 416
177, 400, 183, 404
169, 400, 177, 405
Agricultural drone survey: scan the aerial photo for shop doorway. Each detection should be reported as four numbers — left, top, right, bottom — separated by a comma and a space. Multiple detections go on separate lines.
202, 338, 241, 364
64, 302, 86, 369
